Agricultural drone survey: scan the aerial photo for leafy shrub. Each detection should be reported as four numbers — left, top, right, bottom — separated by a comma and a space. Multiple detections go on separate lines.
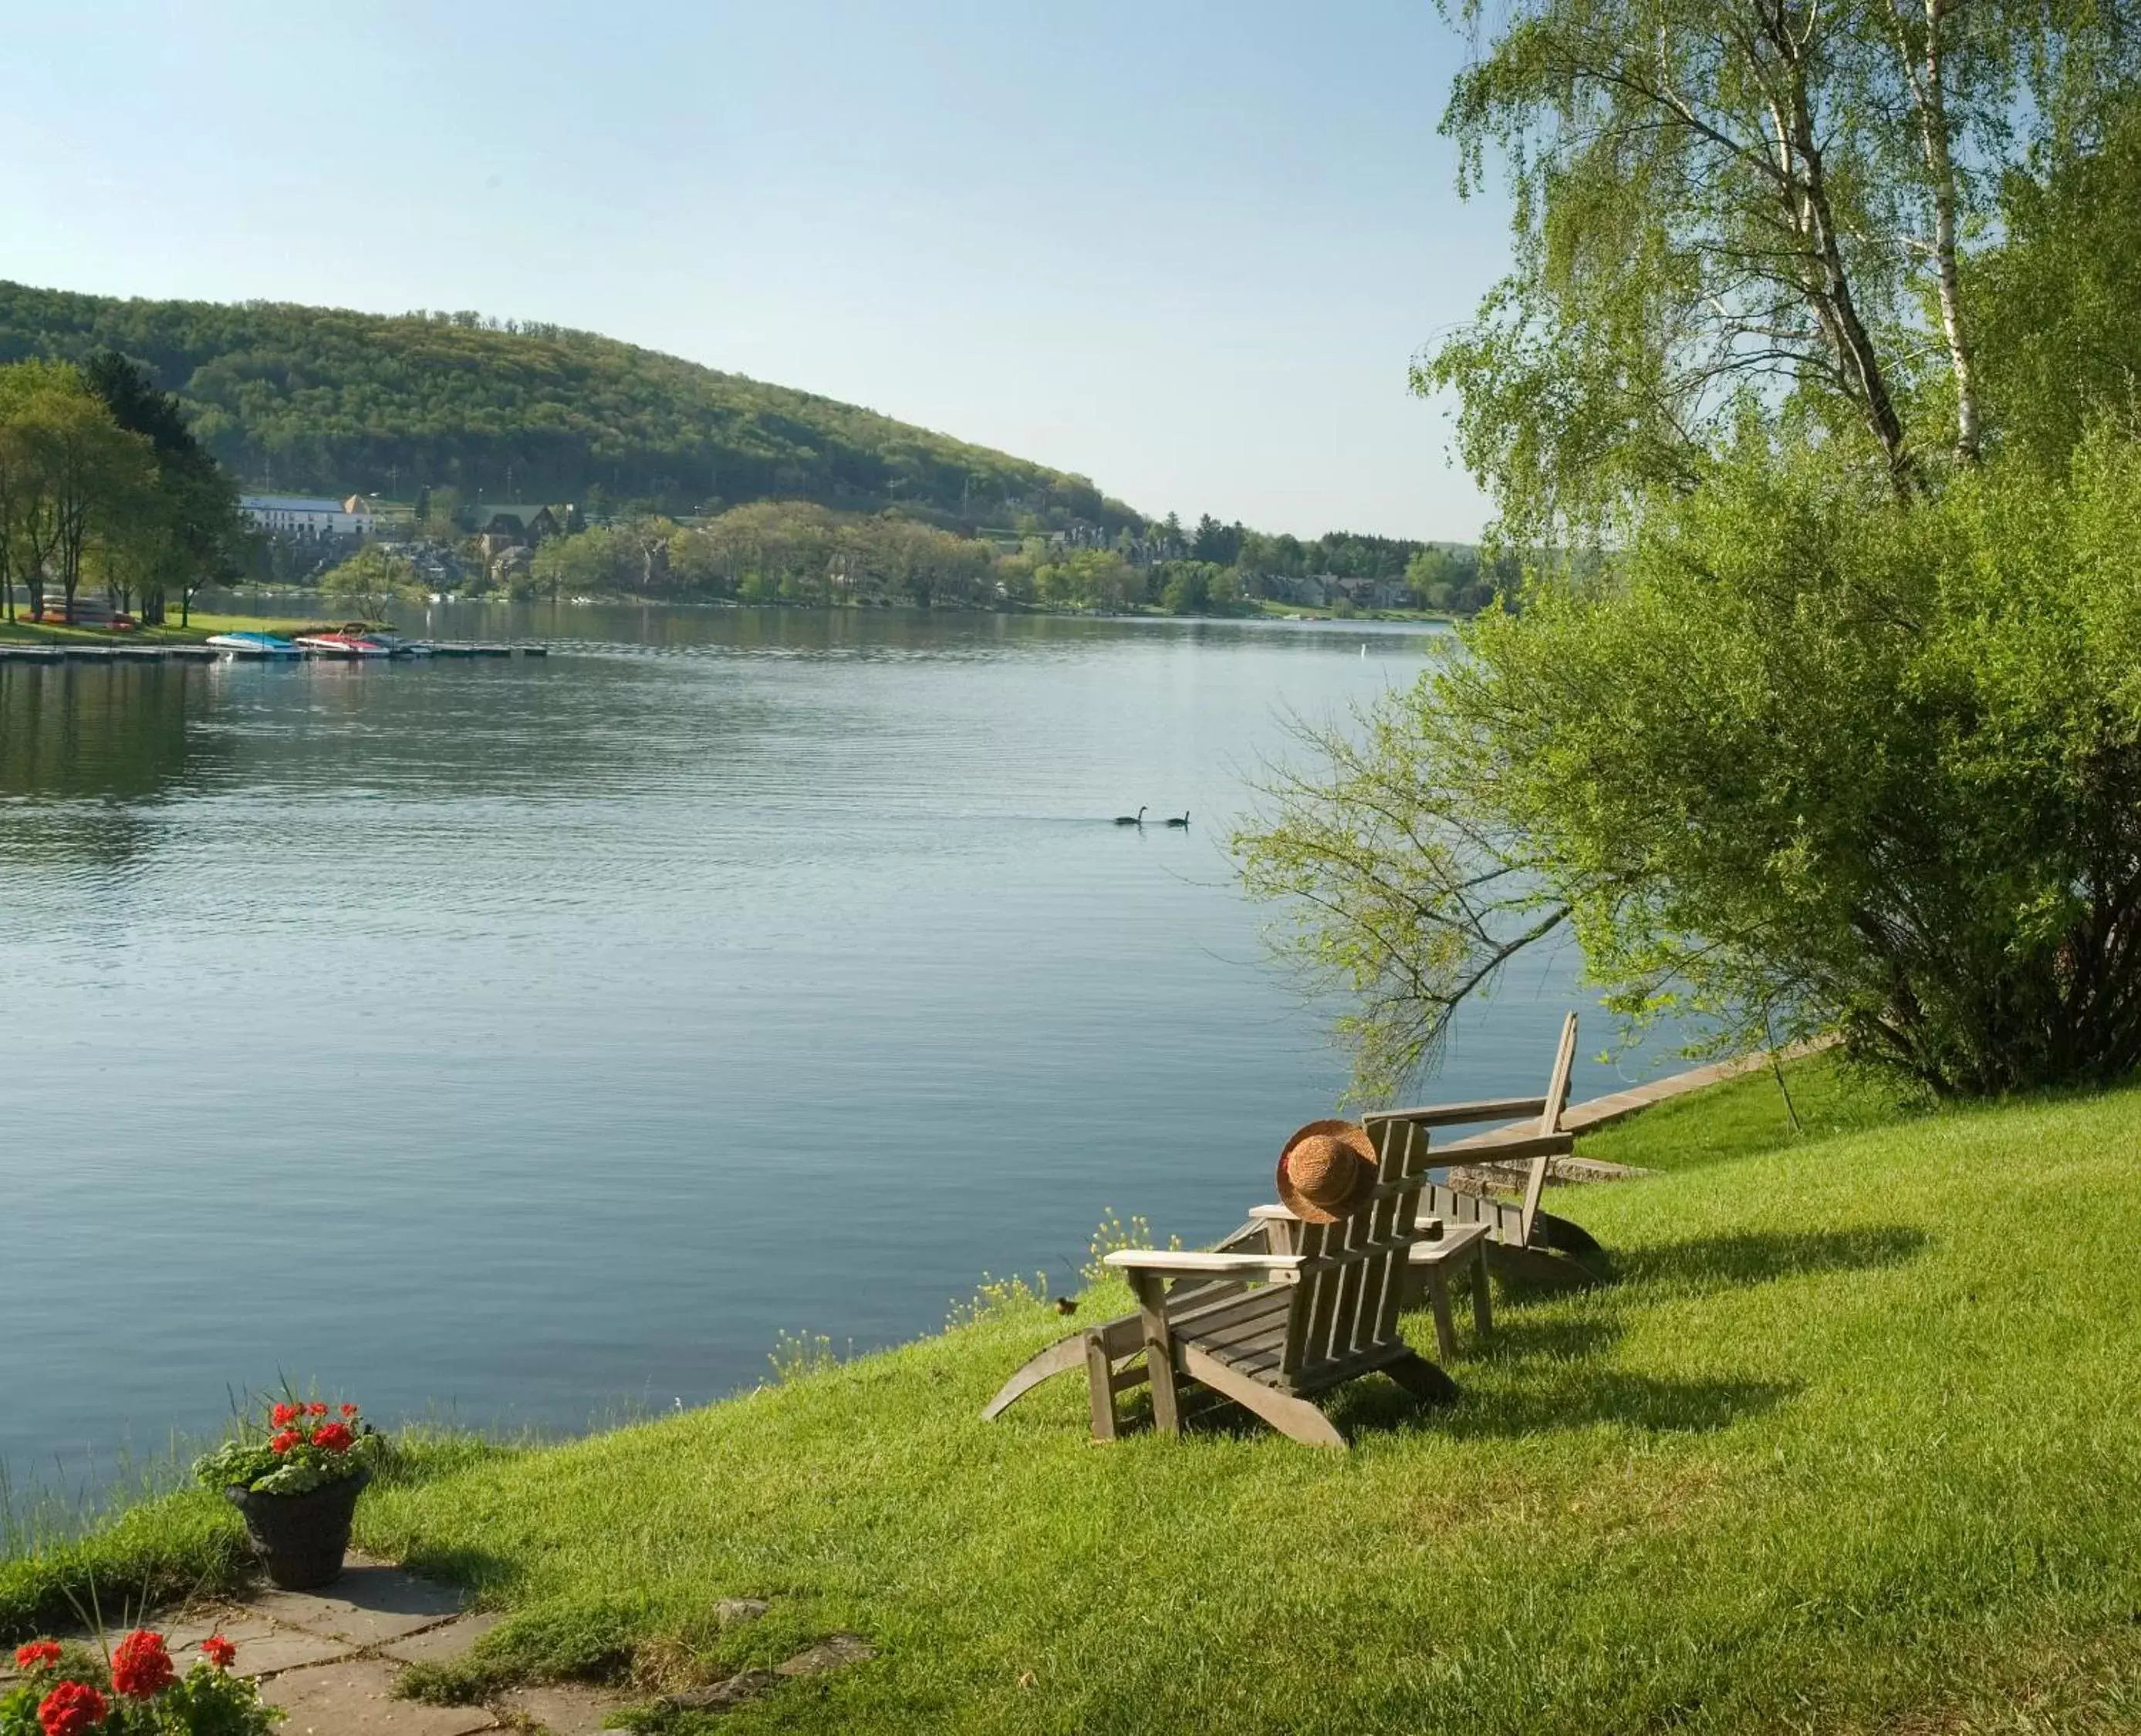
1240, 433, 2141, 1098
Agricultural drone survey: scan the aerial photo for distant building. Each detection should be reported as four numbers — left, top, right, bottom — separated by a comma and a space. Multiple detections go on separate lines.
1243, 572, 1332, 607
468, 503, 575, 561
239, 495, 376, 539
1329, 575, 1411, 610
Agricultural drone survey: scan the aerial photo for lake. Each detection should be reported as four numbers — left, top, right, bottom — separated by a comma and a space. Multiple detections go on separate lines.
0, 604, 1663, 1490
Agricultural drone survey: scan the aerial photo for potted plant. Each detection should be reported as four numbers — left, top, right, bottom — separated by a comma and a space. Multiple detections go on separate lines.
193, 1397, 385, 1590
2, 1628, 279, 1734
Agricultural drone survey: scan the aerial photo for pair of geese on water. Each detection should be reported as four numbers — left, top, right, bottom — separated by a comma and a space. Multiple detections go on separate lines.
1115, 806, 1190, 828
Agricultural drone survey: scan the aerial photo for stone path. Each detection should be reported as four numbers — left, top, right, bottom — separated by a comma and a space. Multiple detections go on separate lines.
4, 1555, 873, 1733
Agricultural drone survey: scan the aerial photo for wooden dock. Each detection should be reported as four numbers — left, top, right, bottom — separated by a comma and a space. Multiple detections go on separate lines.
0, 642, 549, 664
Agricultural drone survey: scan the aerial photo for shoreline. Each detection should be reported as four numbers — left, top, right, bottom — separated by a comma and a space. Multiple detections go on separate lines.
19, 1052, 2137, 1734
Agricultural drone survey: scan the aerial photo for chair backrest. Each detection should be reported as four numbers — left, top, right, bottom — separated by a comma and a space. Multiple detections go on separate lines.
1276, 1117, 1431, 1390
1517, 1011, 1580, 1245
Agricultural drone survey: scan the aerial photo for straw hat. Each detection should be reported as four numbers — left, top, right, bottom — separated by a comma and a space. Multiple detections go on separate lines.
1276, 1120, 1379, 1224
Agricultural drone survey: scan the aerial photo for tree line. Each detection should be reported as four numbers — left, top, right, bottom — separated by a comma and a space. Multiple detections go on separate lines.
0, 355, 242, 625
419, 498, 1495, 615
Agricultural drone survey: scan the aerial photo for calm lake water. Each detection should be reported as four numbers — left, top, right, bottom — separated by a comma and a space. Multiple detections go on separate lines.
0, 604, 1664, 1488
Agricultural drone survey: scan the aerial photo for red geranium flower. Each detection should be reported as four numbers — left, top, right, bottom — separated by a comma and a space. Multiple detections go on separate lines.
309, 1422, 355, 1453
339, 1403, 359, 1417
305, 1402, 328, 1416
268, 1428, 301, 1454
110, 1630, 174, 1699
38, 1679, 108, 1735
14, 1640, 63, 1671
198, 1636, 237, 1670
270, 1403, 298, 1427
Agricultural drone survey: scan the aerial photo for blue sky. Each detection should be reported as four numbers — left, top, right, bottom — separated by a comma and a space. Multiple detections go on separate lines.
4, 2, 1507, 539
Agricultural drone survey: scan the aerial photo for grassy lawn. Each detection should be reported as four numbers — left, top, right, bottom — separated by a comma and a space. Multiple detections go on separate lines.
1249, 599, 1457, 623
0, 610, 314, 647
9, 1063, 2141, 1731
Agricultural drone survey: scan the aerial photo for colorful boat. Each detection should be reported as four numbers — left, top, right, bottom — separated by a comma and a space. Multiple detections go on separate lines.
357, 628, 434, 657
328, 621, 433, 657
205, 630, 302, 657
295, 631, 393, 659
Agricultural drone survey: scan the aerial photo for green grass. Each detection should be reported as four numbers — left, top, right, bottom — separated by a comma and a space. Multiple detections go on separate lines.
0, 610, 315, 647
1249, 599, 1457, 623
14, 1071, 2141, 1731
1575, 1049, 1919, 1174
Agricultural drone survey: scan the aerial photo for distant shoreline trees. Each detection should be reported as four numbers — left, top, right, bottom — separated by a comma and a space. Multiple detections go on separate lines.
488, 498, 1491, 616
0, 355, 241, 627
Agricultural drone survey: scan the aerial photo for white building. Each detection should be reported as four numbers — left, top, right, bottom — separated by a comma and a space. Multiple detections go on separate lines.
239, 495, 377, 539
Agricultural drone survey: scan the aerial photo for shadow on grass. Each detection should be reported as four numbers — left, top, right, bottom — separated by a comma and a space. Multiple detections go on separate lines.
388, 1542, 522, 1599
1469, 1315, 1623, 1365
1614, 1225, 1927, 1293
1331, 1366, 1796, 1440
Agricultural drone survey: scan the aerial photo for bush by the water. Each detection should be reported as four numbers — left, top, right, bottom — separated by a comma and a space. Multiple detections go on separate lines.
1240, 434, 2141, 1099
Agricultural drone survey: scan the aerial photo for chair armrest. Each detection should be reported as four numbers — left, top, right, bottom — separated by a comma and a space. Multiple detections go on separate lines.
1104, 1250, 1306, 1285
1440, 1131, 1575, 1163
1364, 1096, 1548, 1130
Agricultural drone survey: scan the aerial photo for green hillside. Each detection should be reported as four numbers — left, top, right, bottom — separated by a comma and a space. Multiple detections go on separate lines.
0, 282, 1140, 530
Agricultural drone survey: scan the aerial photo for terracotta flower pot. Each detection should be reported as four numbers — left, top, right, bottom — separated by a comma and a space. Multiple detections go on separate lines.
225, 1469, 370, 1589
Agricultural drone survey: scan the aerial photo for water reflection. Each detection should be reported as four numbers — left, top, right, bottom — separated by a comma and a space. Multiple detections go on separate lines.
0, 663, 220, 804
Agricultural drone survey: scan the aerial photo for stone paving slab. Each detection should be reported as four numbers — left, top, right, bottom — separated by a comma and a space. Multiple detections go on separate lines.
495, 1683, 629, 1734
250, 1563, 467, 1646
165, 1613, 355, 1678
380, 1612, 505, 1666
262, 1658, 500, 1734
776, 1633, 876, 1676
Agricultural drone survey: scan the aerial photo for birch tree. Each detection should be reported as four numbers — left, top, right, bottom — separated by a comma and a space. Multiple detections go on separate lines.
1420, 0, 2136, 538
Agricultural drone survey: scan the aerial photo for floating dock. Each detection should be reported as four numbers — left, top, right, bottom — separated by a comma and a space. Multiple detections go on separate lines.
0, 642, 549, 664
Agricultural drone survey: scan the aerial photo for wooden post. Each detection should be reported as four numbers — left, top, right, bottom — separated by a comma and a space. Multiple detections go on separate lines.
1083, 1332, 1118, 1442
1127, 1271, 1181, 1436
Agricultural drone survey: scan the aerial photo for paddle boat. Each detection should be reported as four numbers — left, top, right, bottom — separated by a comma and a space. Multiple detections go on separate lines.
357, 627, 434, 657
295, 628, 393, 658
328, 620, 433, 657
204, 630, 302, 658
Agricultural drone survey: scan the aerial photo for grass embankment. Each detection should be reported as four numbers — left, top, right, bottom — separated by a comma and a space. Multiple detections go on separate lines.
1249, 598, 1457, 623
9, 1056, 2141, 1732
0, 611, 315, 647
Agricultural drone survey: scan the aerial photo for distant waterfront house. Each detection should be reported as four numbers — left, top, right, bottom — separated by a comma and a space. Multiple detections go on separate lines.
471, 504, 569, 544
239, 494, 376, 539
469, 503, 573, 562
1243, 571, 1332, 607
1329, 574, 1412, 610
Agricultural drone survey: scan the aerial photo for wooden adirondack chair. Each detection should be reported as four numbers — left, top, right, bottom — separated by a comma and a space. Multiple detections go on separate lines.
1247, 1012, 1602, 1298
985, 1117, 1454, 1448
1387, 1010, 1602, 1288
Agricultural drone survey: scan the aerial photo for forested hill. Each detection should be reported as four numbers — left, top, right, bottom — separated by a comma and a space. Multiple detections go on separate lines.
0, 282, 1140, 530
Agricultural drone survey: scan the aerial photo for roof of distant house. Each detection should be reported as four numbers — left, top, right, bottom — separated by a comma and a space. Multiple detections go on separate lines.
241, 494, 348, 513
471, 502, 564, 527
